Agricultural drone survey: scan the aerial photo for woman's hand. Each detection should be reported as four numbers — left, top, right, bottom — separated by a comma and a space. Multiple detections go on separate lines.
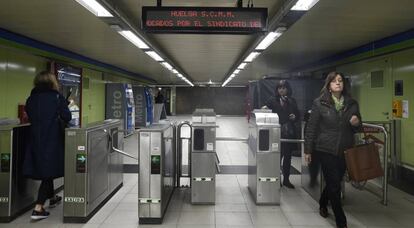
350, 115, 360, 126
305, 154, 312, 164
289, 113, 296, 120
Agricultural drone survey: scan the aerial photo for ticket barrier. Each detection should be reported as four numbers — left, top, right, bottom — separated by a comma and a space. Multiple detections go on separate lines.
0, 124, 34, 222
63, 119, 127, 223
248, 110, 281, 205
191, 109, 219, 204
138, 120, 176, 224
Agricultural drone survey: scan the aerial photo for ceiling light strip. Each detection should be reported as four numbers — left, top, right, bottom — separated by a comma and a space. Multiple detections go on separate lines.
291, 0, 319, 11
75, 0, 113, 17
118, 30, 149, 49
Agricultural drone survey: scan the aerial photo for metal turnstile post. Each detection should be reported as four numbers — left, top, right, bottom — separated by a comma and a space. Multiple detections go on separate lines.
191, 109, 218, 204
248, 110, 281, 205
138, 121, 176, 224
0, 124, 41, 222
63, 119, 125, 223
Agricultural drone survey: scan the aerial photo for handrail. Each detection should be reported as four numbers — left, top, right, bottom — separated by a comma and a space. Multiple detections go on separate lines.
362, 123, 388, 205
109, 129, 139, 160
216, 136, 248, 142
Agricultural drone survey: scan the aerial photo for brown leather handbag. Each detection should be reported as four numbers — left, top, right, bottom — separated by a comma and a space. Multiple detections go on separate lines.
344, 143, 384, 182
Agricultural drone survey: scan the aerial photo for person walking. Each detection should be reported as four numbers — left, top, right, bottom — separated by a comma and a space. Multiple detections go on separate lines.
304, 71, 362, 228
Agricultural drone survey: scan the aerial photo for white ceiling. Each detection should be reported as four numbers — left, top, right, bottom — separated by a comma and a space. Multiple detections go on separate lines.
0, 0, 414, 85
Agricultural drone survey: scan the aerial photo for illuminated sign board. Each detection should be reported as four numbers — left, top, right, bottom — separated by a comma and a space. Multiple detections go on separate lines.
142, 7, 267, 34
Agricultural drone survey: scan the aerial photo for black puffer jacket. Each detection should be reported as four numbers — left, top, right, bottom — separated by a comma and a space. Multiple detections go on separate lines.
305, 92, 361, 156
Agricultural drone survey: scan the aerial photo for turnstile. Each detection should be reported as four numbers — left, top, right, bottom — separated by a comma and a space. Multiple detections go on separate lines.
63, 119, 124, 223
138, 121, 175, 224
0, 124, 38, 222
248, 110, 281, 205
191, 109, 219, 204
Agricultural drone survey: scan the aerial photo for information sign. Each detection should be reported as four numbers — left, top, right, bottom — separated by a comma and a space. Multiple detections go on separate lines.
142, 7, 267, 33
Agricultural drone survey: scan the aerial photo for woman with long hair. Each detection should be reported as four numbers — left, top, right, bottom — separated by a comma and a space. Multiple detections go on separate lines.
264, 80, 300, 188
305, 72, 362, 228
24, 71, 71, 220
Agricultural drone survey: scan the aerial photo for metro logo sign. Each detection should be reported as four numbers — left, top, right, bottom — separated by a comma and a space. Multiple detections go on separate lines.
142, 7, 267, 34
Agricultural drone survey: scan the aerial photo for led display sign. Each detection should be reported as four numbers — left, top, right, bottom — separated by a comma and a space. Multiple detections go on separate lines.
142, 7, 267, 34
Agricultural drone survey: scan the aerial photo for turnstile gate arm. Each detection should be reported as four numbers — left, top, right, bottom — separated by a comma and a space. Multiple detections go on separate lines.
215, 152, 221, 173
108, 129, 138, 160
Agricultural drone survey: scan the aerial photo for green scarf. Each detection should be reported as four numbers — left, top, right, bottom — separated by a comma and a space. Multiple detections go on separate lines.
332, 94, 344, 111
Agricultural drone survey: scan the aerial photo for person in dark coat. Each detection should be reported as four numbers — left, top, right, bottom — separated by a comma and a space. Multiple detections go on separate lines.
155, 90, 165, 104
263, 80, 300, 189
23, 71, 71, 220
304, 72, 362, 228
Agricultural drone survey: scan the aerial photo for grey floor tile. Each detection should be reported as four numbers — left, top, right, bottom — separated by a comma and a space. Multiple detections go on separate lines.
281, 196, 316, 212
178, 211, 215, 225
181, 202, 215, 212
87, 202, 118, 224
349, 212, 400, 227
121, 193, 139, 204
177, 225, 215, 228
284, 212, 332, 226
161, 211, 180, 225
215, 212, 253, 226
61, 224, 101, 228
115, 202, 138, 214
215, 203, 248, 212
249, 211, 290, 226
102, 209, 138, 225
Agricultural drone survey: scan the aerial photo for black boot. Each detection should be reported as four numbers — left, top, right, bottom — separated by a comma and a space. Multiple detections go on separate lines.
283, 179, 295, 189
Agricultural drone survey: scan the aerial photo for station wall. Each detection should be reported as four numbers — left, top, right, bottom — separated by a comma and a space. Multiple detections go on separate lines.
323, 41, 414, 167
176, 87, 246, 115
0, 44, 142, 126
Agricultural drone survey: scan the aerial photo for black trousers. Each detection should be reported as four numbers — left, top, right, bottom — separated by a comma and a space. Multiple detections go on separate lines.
281, 143, 293, 181
319, 152, 347, 227
36, 179, 54, 205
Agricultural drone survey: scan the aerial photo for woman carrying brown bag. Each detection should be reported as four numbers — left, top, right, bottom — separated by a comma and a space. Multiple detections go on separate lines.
304, 72, 362, 228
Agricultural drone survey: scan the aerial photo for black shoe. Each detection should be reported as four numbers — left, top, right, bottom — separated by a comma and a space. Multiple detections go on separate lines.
49, 195, 62, 208
31, 209, 49, 220
319, 207, 328, 218
283, 180, 295, 189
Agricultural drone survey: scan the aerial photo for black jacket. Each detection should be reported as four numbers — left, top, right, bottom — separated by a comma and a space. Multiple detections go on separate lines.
265, 96, 300, 125
305, 92, 361, 156
23, 87, 71, 180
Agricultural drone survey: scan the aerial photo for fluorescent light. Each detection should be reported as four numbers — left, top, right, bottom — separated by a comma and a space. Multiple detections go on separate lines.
177, 73, 184, 78
172, 69, 178, 74
255, 31, 283, 50
161, 62, 173, 70
244, 52, 261, 62
145, 51, 164, 61
237, 63, 247, 69
75, 0, 113, 17
229, 74, 236, 78
291, 0, 319, 11
118, 31, 149, 49
222, 79, 230, 87
234, 69, 241, 74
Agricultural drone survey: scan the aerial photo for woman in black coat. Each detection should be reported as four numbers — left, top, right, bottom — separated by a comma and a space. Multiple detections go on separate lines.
23, 71, 71, 220
305, 72, 361, 228
264, 80, 299, 189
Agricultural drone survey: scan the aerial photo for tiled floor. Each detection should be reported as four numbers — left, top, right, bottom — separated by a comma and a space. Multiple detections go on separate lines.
4, 116, 414, 227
